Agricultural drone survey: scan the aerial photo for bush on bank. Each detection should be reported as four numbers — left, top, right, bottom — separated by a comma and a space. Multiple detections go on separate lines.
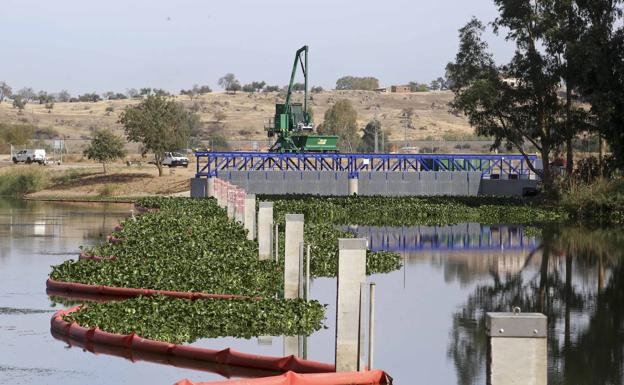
562, 178, 624, 224
0, 167, 50, 196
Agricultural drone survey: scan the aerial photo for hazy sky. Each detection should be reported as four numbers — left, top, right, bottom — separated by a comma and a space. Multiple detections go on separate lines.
0, 0, 514, 95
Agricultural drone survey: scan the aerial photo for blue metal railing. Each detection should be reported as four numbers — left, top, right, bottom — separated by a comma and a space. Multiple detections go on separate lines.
195, 152, 539, 178
349, 225, 539, 252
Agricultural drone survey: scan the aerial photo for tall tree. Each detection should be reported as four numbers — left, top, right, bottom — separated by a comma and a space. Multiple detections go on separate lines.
218, 73, 241, 93
83, 129, 127, 173
119, 95, 192, 176
0, 82, 12, 103
358, 119, 383, 153
317, 99, 360, 151
574, 0, 624, 168
446, 17, 564, 189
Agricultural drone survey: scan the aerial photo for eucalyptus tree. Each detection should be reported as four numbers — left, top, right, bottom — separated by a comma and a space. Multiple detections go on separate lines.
119, 95, 192, 176
446, 16, 564, 190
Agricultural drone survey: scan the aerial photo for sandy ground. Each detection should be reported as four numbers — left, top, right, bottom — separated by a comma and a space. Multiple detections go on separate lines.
1, 161, 194, 198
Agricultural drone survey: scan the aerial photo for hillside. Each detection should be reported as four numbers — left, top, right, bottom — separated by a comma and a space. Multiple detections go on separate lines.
0, 91, 476, 152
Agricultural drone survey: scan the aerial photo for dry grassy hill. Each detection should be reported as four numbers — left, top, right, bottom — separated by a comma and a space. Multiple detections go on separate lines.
0, 90, 475, 152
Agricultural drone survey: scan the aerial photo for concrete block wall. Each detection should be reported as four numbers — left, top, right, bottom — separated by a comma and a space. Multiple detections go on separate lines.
192, 170, 534, 197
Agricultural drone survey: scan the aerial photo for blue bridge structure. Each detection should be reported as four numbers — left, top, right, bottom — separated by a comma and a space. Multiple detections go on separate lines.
192, 152, 541, 197
195, 152, 539, 179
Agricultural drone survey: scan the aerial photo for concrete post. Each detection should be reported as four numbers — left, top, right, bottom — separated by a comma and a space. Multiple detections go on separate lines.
486, 311, 547, 385
284, 214, 304, 299
257, 202, 273, 260
244, 194, 256, 240
207, 177, 215, 198
284, 336, 299, 357
234, 189, 245, 224
348, 177, 359, 196
227, 186, 235, 219
335, 238, 367, 372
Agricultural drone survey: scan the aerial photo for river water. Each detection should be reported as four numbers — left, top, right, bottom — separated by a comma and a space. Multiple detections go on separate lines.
0, 199, 622, 384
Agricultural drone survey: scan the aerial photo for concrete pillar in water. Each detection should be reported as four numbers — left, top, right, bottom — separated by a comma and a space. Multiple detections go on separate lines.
257, 202, 273, 260
207, 177, 215, 198
335, 238, 367, 372
486, 311, 547, 385
244, 194, 256, 240
284, 214, 304, 299
348, 176, 359, 195
226, 186, 235, 219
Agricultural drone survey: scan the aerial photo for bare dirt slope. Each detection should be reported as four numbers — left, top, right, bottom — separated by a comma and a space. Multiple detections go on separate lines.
0, 91, 472, 147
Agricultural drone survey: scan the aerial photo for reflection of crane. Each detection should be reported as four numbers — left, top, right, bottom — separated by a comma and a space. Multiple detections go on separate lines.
266, 45, 338, 153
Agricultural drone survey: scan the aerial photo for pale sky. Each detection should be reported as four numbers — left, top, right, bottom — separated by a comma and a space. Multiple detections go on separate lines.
0, 0, 514, 95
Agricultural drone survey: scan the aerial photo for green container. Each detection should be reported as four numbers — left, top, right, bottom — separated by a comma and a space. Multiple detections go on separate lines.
292, 135, 339, 152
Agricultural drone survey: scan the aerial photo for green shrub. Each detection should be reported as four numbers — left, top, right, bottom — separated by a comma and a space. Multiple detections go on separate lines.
0, 167, 50, 196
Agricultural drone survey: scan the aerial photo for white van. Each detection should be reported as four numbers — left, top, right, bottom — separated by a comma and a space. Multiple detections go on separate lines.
12, 149, 47, 165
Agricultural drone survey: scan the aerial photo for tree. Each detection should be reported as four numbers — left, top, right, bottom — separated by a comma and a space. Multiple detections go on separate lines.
335, 76, 379, 90
358, 119, 383, 153
242, 83, 256, 93
57, 90, 71, 102
218, 73, 241, 93
317, 99, 359, 151
251, 81, 266, 92
17, 87, 35, 101
12, 96, 26, 112
292, 82, 305, 92
446, 17, 564, 190
408, 81, 429, 92
0, 82, 12, 103
119, 95, 192, 176
430, 79, 441, 91
573, 1, 624, 169
127, 88, 139, 99
311, 86, 324, 93
78, 93, 101, 102
37, 91, 54, 105
263, 85, 280, 92
83, 129, 127, 173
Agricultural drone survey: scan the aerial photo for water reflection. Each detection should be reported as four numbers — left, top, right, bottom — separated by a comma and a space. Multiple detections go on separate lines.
446, 226, 624, 385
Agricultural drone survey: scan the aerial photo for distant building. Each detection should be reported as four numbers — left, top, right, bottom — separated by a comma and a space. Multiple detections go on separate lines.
391, 85, 411, 93
374, 87, 389, 93
501, 77, 519, 88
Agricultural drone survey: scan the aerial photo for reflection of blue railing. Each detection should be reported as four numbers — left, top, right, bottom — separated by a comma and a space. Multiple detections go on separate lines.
345, 224, 539, 252
195, 152, 538, 178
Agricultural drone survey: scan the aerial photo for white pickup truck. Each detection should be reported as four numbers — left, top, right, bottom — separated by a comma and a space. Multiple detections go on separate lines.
12, 149, 47, 165
159, 152, 189, 168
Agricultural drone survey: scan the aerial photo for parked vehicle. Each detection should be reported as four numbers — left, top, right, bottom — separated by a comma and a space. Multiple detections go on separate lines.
151, 152, 189, 168
12, 149, 47, 165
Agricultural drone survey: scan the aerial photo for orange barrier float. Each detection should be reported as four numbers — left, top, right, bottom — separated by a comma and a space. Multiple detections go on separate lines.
46, 278, 250, 300
175, 370, 391, 385
51, 307, 335, 375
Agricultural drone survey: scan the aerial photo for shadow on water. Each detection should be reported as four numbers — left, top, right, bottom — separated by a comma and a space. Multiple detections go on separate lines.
445, 225, 624, 385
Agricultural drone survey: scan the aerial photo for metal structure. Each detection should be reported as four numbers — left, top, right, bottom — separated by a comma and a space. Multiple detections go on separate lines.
265, 46, 339, 152
351, 224, 539, 252
195, 151, 539, 178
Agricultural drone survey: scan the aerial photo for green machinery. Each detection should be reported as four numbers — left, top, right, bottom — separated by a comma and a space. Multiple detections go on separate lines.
266, 45, 339, 153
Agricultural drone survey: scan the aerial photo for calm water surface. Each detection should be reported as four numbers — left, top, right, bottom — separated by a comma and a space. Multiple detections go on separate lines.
1, 199, 622, 384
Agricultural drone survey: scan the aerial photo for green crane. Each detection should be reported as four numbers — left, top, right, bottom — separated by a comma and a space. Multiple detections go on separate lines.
266, 45, 338, 152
